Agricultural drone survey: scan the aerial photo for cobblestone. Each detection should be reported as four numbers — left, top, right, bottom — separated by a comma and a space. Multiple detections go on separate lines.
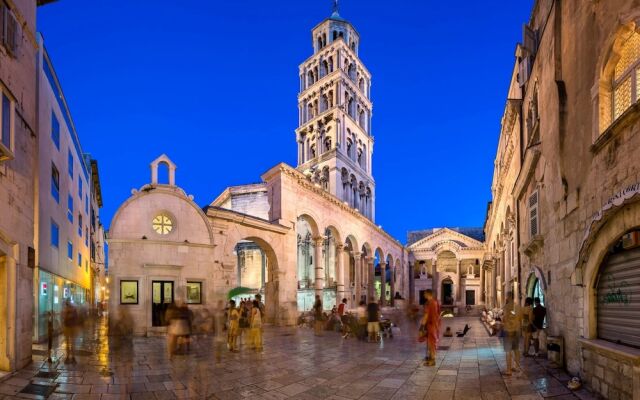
0, 316, 601, 399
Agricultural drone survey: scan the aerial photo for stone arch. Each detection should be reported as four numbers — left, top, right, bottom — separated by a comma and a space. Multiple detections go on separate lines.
578, 199, 640, 339
150, 154, 176, 186
297, 213, 320, 237
344, 234, 358, 252
218, 222, 286, 324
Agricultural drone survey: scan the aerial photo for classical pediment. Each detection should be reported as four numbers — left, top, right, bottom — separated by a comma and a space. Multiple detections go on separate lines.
408, 228, 485, 251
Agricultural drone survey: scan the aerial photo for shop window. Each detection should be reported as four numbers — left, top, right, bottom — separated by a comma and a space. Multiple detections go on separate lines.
50, 220, 59, 248
120, 280, 139, 304
51, 111, 60, 150
186, 281, 202, 304
68, 150, 73, 178
51, 162, 60, 203
67, 241, 73, 260
67, 195, 73, 223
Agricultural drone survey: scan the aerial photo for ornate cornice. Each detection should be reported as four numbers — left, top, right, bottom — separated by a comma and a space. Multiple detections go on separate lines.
261, 163, 401, 248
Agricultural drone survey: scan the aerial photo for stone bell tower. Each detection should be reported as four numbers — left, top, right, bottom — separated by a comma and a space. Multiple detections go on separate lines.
295, 2, 375, 221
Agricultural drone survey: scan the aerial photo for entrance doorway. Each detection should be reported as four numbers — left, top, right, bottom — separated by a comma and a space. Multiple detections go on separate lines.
466, 290, 475, 306
152, 281, 173, 327
442, 279, 453, 305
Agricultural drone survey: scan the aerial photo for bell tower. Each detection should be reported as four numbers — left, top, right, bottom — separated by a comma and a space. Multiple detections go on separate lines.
295, 2, 375, 221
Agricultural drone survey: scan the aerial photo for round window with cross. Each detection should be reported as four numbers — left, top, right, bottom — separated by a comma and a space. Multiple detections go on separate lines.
152, 214, 173, 235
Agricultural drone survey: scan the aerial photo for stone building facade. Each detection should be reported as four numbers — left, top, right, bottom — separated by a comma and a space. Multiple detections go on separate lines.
108, 9, 406, 335
484, 1, 640, 398
407, 228, 485, 313
33, 34, 105, 341
0, 0, 37, 372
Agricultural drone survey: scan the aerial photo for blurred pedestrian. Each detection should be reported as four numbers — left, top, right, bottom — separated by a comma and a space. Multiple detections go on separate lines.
502, 292, 523, 376
366, 300, 380, 342
167, 300, 191, 357
313, 295, 323, 336
62, 299, 78, 364
250, 299, 263, 351
212, 299, 226, 362
46, 311, 54, 363
522, 297, 535, 357
421, 289, 440, 366
532, 297, 546, 357
227, 300, 240, 352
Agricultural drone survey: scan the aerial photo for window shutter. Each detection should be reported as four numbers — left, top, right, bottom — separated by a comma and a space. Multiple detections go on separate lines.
523, 24, 538, 55
0, 3, 5, 47
529, 190, 539, 238
4, 6, 17, 55
518, 56, 531, 87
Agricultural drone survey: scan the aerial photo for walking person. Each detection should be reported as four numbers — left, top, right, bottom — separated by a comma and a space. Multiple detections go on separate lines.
421, 289, 441, 366
313, 295, 324, 336
61, 299, 78, 364
250, 299, 263, 351
502, 292, 523, 376
46, 311, 55, 363
522, 297, 535, 356
212, 300, 226, 362
338, 298, 348, 337
532, 297, 546, 357
227, 300, 240, 352
366, 300, 380, 342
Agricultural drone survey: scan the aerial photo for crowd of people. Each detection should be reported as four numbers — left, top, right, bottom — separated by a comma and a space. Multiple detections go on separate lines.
501, 292, 547, 375
54, 288, 546, 378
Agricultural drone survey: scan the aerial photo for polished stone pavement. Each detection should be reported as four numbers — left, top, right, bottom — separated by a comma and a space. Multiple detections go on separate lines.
0, 315, 599, 399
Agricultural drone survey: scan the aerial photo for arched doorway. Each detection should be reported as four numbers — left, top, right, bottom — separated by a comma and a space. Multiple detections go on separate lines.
296, 217, 316, 311
232, 237, 279, 324
442, 278, 454, 306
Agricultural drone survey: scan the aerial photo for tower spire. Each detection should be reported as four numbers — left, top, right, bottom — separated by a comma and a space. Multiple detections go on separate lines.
332, 0, 339, 15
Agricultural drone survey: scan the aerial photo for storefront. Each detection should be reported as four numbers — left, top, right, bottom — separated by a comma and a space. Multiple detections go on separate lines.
35, 269, 89, 342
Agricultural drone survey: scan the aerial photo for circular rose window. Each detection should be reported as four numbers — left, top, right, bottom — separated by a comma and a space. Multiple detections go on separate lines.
152, 214, 173, 235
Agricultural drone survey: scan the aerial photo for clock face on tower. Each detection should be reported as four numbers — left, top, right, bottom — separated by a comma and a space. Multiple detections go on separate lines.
152, 214, 173, 235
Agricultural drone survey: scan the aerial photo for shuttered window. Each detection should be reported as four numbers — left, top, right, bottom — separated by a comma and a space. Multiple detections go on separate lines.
596, 234, 640, 348
529, 190, 539, 238
1, 3, 18, 56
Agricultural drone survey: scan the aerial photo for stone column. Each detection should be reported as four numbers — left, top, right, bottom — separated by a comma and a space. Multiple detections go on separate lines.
409, 261, 415, 304
354, 252, 361, 304
390, 263, 395, 307
480, 264, 485, 303
367, 258, 375, 301
314, 237, 324, 297
380, 261, 386, 306
456, 259, 462, 303
336, 244, 345, 304
433, 261, 439, 304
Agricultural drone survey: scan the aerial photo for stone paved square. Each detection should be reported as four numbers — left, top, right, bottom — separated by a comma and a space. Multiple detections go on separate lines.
0, 316, 601, 399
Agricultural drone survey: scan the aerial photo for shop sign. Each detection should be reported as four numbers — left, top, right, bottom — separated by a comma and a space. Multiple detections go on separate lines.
580, 182, 640, 255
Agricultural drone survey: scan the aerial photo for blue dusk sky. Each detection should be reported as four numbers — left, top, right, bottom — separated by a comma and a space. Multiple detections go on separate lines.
37, 0, 534, 243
